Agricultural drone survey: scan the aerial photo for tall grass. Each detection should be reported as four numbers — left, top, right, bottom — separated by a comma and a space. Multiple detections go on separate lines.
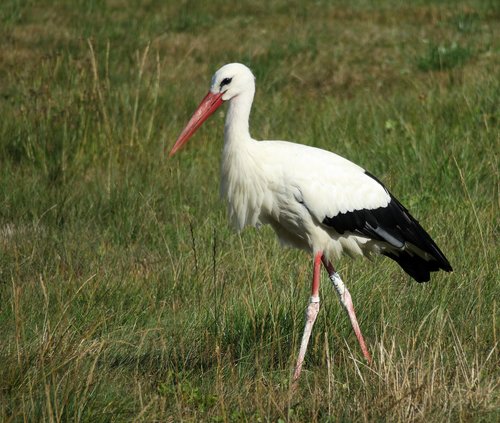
0, 0, 498, 421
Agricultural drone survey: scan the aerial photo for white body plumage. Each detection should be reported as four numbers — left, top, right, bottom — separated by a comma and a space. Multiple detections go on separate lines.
221, 136, 392, 260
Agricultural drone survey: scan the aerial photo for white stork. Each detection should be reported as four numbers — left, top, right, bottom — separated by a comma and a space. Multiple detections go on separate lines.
169, 63, 452, 382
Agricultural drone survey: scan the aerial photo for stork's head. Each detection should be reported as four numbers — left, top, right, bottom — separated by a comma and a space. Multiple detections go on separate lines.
169, 63, 255, 156
209, 63, 255, 101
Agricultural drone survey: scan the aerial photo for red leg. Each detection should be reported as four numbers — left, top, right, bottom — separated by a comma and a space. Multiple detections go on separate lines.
321, 256, 372, 363
293, 251, 322, 383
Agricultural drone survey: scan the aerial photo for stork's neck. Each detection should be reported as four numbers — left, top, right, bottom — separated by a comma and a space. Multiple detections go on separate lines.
220, 86, 264, 231
224, 89, 255, 148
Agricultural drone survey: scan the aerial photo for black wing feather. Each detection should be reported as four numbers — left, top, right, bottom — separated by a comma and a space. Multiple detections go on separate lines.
322, 171, 452, 282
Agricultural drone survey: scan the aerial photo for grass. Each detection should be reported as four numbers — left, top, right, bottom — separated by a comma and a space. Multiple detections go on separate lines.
417, 42, 473, 71
0, 0, 499, 421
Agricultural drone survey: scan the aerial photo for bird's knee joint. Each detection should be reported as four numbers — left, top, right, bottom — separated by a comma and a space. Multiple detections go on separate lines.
330, 272, 353, 308
329, 272, 346, 294
305, 299, 320, 321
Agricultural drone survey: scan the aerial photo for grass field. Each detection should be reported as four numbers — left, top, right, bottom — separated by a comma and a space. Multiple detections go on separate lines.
1, 0, 499, 421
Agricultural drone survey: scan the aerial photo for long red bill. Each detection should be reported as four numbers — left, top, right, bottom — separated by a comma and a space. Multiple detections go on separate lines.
169, 91, 225, 157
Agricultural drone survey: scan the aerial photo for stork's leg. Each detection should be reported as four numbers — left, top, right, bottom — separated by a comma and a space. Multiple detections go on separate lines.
292, 251, 322, 382
321, 256, 372, 363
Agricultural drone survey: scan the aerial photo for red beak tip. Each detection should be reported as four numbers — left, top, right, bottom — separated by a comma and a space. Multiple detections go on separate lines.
169, 91, 224, 159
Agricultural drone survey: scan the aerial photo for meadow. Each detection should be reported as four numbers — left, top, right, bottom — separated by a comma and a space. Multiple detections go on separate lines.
0, 0, 499, 421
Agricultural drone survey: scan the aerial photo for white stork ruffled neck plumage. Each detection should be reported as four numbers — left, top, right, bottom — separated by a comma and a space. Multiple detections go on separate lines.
170, 63, 452, 383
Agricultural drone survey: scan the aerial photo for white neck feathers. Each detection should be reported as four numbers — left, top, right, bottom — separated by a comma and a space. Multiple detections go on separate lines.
223, 88, 254, 148
220, 87, 266, 230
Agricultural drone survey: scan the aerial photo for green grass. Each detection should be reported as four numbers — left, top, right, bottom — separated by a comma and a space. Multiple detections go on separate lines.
1, 0, 499, 421
417, 42, 473, 71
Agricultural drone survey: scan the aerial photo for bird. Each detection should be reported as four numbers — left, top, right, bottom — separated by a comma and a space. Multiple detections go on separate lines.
169, 63, 452, 382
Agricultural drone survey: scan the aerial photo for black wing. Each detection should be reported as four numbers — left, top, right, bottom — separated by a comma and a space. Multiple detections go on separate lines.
322, 171, 452, 282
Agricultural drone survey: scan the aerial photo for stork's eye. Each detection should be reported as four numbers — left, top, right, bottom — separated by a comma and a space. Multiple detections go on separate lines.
220, 77, 232, 88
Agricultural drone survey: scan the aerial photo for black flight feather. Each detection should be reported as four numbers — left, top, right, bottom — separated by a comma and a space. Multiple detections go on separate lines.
322, 171, 452, 282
